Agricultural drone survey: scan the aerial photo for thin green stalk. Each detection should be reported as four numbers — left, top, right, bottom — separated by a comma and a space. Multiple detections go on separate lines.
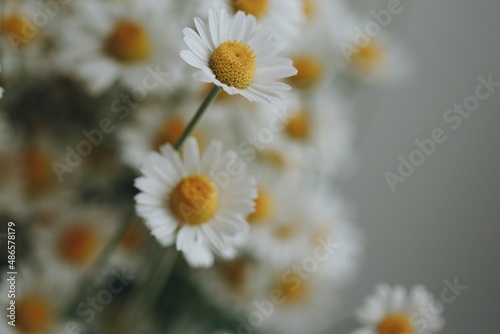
174, 85, 221, 150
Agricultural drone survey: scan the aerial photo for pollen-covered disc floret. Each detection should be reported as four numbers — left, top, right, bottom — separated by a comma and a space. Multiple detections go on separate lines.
180, 8, 297, 104
209, 40, 256, 89
135, 137, 257, 267
170, 174, 219, 225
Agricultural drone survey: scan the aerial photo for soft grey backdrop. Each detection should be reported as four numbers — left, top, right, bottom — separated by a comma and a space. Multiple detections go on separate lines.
338, 0, 500, 332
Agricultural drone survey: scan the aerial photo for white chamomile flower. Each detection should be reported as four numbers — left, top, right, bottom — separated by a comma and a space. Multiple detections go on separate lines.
134, 137, 257, 267
305, 191, 363, 285
245, 173, 313, 267
0, 267, 74, 334
354, 284, 445, 334
180, 8, 297, 104
0, 0, 58, 79
56, 0, 182, 95
191, 256, 268, 314
118, 100, 233, 169
32, 204, 120, 278
281, 90, 356, 176
195, 0, 304, 47
338, 17, 411, 84
253, 271, 338, 334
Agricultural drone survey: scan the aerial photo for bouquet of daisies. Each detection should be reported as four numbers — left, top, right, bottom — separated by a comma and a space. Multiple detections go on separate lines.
0, 0, 444, 334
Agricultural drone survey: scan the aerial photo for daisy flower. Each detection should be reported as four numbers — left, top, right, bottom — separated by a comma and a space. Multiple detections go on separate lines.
0, 266, 75, 334
0, 0, 55, 78
118, 100, 233, 169
338, 17, 411, 84
180, 8, 297, 104
191, 256, 268, 314
134, 137, 257, 267
253, 271, 338, 334
31, 204, 121, 278
354, 284, 445, 334
56, 0, 183, 95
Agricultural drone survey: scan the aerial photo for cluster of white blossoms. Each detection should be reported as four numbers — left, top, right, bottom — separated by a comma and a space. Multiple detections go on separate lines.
0, 0, 440, 334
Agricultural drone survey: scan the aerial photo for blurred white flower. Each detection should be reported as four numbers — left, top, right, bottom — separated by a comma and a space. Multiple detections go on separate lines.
354, 284, 445, 334
180, 8, 297, 104
0, 267, 74, 334
338, 17, 411, 84
32, 204, 121, 278
134, 138, 257, 267
118, 100, 234, 169
55, 0, 183, 95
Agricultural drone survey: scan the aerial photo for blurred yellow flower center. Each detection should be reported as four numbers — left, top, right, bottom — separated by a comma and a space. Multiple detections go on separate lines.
377, 314, 413, 334
17, 297, 52, 333
285, 110, 311, 140
155, 118, 187, 148
106, 21, 151, 63
257, 150, 286, 168
248, 187, 273, 223
351, 41, 384, 73
232, 0, 269, 19
170, 174, 219, 225
275, 276, 309, 305
209, 40, 256, 89
221, 259, 248, 290
58, 226, 98, 264
120, 219, 147, 252
21, 149, 55, 196
288, 56, 323, 89
274, 223, 299, 240
1, 14, 38, 46
302, 0, 315, 20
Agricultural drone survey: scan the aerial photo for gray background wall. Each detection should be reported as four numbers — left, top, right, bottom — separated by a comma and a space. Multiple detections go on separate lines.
339, 0, 500, 332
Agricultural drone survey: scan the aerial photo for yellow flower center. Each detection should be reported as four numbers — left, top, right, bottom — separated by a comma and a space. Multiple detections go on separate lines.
275, 276, 310, 305
58, 225, 99, 264
17, 297, 52, 333
247, 187, 273, 223
285, 109, 311, 140
232, 0, 269, 19
302, 0, 315, 20
170, 174, 219, 225
1, 14, 38, 46
209, 40, 256, 89
287, 55, 323, 89
377, 314, 413, 334
105, 21, 151, 63
351, 41, 384, 73
273, 223, 299, 240
21, 149, 56, 196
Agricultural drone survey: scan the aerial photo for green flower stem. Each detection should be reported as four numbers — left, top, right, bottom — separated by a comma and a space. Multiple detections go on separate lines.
174, 84, 221, 150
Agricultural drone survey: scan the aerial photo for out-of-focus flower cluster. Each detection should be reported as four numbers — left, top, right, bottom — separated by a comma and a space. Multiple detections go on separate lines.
0, 1, 440, 334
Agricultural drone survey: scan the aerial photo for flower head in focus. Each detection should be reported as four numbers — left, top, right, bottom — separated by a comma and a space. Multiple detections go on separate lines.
180, 8, 297, 104
135, 138, 257, 267
353, 284, 445, 334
